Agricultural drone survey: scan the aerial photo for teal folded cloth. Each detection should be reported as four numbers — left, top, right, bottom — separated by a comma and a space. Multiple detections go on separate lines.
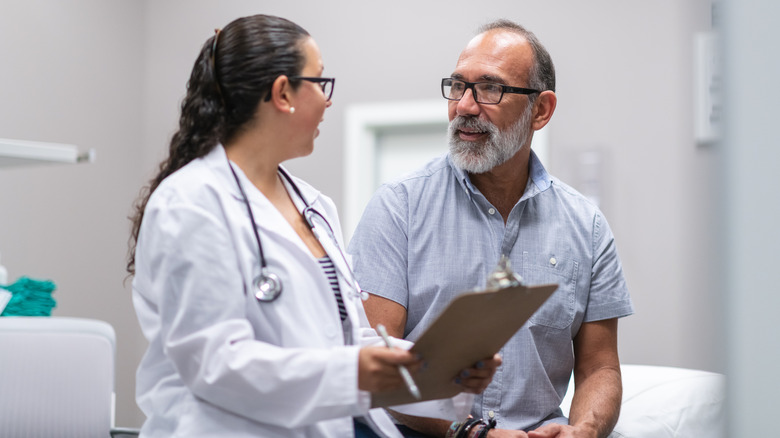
0, 276, 57, 316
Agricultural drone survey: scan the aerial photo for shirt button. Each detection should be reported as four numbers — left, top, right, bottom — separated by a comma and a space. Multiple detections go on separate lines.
550, 257, 557, 266
488, 410, 495, 418
488, 208, 496, 215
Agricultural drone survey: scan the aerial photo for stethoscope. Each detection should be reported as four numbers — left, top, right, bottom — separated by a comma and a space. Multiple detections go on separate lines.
227, 159, 367, 303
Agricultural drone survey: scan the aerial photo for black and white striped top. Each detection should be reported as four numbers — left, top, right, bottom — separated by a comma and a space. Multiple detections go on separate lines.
318, 255, 347, 322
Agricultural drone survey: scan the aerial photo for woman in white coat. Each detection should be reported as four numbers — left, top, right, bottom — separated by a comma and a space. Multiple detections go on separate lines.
127, 15, 499, 438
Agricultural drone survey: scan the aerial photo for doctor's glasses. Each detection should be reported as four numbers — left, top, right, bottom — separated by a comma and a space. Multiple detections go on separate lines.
290, 76, 335, 101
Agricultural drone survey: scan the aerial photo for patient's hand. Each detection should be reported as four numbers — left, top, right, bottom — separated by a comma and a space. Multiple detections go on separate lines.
454, 354, 502, 393
528, 423, 596, 438
488, 429, 529, 437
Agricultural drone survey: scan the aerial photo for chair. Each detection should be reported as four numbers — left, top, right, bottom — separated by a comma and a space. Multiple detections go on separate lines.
0, 316, 140, 437
560, 364, 726, 438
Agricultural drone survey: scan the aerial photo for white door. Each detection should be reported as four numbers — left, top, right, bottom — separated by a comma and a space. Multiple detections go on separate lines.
343, 100, 548, 243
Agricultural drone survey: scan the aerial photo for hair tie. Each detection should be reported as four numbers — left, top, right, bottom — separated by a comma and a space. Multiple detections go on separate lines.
212, 28, 221, 57
211, 28, 226, 106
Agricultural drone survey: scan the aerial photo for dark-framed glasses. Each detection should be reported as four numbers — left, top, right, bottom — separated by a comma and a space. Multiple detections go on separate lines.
441, 78, 539, 105
290, 76, 335, 101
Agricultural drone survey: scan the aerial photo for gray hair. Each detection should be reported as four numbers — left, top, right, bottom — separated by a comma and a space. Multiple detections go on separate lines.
477, 19, 556, 96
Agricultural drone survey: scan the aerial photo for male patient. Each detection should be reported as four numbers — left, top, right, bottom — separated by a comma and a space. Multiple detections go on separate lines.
348, 19, 634, 438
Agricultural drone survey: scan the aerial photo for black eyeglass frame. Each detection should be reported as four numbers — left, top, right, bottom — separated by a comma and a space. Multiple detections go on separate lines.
290, 76, 336, 101
441, 77, 540, 105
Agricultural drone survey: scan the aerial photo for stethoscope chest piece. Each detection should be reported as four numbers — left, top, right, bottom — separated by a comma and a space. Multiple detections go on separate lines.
254, 270, 282, 302
228, 157, 360, 305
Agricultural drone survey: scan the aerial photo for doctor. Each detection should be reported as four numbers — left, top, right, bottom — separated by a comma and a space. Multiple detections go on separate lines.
126, 14, 499, 438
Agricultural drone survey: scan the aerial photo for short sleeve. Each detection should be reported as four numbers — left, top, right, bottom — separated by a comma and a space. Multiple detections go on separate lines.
584, 211, 634, 322
348, 184, 411, 309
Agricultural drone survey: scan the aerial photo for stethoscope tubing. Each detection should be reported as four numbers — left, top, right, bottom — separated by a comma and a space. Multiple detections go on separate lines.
227, 157, 362, 303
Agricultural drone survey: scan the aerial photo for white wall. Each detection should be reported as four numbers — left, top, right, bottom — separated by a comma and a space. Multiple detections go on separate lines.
0, 0, 723, 428
0, 0, 146, 427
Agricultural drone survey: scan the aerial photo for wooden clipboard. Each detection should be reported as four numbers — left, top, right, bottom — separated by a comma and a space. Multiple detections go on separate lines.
372, 283, 558, 408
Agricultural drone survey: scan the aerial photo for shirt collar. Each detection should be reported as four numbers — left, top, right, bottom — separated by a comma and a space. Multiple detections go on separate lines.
447, 153, 476, 196
448, 149, 553, 199
528, 149, 552, 192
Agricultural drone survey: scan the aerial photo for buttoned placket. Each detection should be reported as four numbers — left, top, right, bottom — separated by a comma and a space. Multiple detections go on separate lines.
466, 187, 529, 424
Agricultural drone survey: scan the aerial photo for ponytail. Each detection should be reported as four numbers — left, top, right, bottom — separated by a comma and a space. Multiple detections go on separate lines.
126, 35, 222, 274
127, 15, 310, 275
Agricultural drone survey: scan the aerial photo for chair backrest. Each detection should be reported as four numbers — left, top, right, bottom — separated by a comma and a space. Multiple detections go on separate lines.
0, 316, 116, 438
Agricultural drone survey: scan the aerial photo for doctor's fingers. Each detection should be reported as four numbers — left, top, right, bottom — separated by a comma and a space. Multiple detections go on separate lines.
358, 347, 414, 392
374, 346, 422, 366
359, 346, 421, 370
367, 346, 424, 375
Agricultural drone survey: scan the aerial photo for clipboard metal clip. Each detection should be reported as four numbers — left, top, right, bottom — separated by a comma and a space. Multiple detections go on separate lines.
486, 255, 523, 290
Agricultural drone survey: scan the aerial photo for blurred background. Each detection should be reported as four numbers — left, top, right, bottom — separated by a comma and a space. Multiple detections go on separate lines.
0, 0, 776, 434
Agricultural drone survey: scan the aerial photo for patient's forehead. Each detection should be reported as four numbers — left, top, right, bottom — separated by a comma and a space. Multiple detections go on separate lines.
455, 30, 533, 85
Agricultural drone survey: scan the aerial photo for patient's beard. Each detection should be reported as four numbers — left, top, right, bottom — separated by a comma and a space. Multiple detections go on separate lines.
448, 106, 533, 174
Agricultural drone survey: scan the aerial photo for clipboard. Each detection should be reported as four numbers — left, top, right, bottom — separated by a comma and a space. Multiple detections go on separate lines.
372, 282, 558, 408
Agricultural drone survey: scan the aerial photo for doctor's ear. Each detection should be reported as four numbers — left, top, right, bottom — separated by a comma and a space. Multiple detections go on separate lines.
268, 75, 295, 114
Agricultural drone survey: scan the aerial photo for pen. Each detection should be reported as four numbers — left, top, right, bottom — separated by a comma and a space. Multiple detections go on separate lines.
376, 324, 422, 400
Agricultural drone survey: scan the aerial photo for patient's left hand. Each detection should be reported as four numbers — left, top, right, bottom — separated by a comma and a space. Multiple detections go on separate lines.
454, 354, 502, 393
527, 423, 596, 438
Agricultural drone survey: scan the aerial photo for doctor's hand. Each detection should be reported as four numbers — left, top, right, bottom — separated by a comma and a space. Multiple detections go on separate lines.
454, 354, 502, 394
358, 346, 422, 393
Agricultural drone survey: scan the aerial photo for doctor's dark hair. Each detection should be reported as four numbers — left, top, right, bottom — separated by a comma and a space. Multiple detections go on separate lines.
127, 14, 310, 275
477, 19, 556, 97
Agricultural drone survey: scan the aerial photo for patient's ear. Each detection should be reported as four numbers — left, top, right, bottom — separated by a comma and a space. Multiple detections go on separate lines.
532, 91, 557, 131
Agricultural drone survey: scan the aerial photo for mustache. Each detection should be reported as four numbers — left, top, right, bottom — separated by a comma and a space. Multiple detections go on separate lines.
449, 116, 497, 134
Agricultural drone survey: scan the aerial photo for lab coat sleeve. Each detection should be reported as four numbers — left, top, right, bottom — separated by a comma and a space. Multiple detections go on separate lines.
138, 199, 368, 428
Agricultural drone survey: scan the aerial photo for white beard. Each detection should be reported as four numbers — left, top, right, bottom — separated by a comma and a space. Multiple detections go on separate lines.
448, 105, 533, 174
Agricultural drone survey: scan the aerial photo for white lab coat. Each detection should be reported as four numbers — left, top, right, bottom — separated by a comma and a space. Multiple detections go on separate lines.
132, 145, 432, 437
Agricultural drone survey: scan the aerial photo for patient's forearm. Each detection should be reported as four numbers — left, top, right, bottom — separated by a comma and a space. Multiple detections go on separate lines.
569, 366, 622, 438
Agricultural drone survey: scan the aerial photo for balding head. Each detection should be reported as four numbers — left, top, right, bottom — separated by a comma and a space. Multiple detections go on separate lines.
475, 20, 556, 95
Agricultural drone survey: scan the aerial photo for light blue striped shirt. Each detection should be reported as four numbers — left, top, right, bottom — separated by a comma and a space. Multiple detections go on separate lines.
348, 151, 633, 431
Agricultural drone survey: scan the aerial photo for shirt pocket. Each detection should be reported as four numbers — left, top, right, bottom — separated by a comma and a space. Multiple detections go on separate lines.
522, 251, 578, 330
